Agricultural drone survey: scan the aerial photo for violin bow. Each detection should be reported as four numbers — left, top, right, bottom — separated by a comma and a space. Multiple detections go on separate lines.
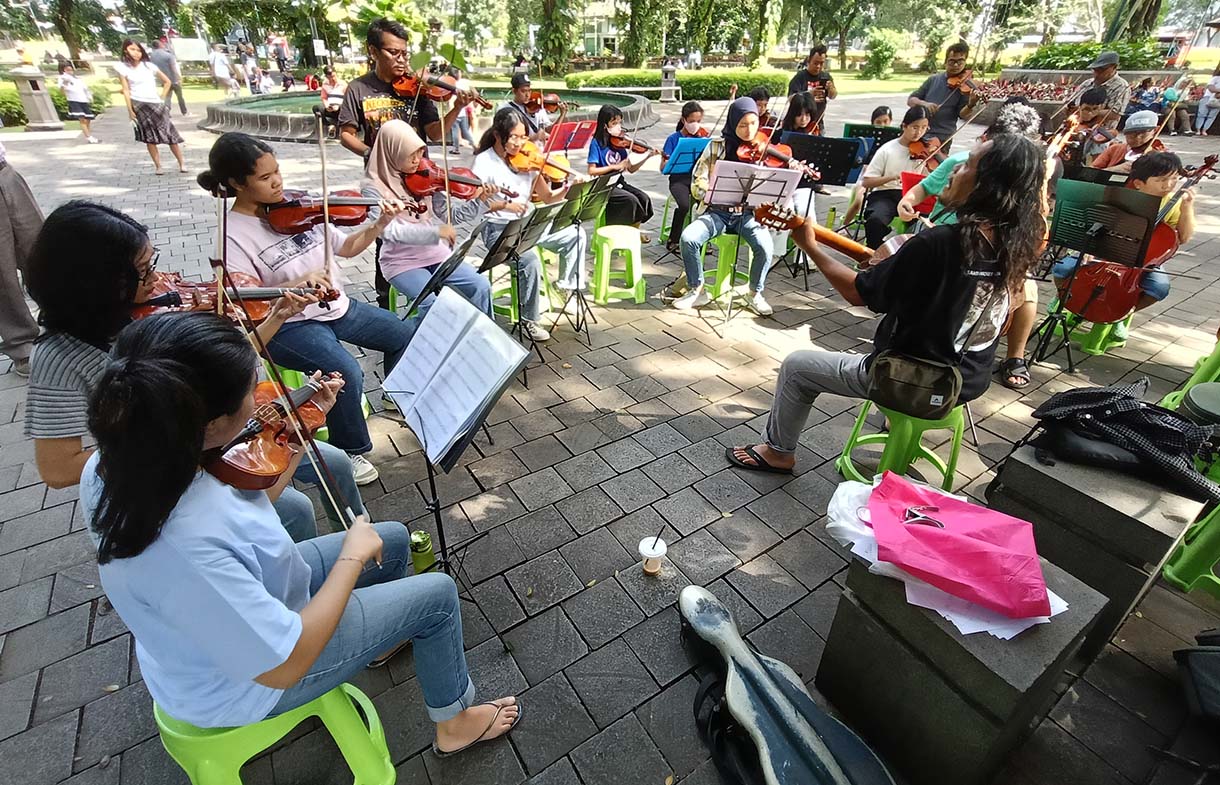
708, 84, 739, 137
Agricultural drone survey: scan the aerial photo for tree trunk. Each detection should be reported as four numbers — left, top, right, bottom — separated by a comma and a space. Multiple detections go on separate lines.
748, 0, 769, 67
51, 0, 82, 61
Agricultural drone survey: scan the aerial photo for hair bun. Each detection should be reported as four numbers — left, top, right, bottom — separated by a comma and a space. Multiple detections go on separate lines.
196, 170, 228, 197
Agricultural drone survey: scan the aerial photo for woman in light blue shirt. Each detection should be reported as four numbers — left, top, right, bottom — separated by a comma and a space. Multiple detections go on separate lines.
80, 312, 519, 755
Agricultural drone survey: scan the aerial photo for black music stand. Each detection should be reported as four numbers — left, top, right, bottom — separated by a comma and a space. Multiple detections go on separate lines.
703, 161, 802, 329
479, 202, 565, 383
547, 176, 613, 344
844, 123, 901, 165
776, 133, 861, 288
1029, 180, 1159, 372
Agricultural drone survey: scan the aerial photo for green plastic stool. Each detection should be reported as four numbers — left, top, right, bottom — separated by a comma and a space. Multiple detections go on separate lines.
1164, 506, 1220, 600
592, 225, 646, 305
267, 364, 372, 441
834, 401, 966, 491
703, 234, 751, 301
1076, 314, 1132, 356
1161, 339, 1220, 410
155, 682, 394, 785
489, 266, 519, 323
659, 196, 675, 245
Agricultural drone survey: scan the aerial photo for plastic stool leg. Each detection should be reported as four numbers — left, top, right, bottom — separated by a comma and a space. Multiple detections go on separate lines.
835, 402, 874, 482
1164, 507, 1220, 600
319, 685, 394, 785
1161, 340, 1220, 410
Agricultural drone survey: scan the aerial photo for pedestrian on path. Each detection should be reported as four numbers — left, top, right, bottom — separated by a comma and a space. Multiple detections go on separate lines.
149, 38, 188, 116
56, 62, 99, 143
0, 141, 43, 377
116, 39, 187, 175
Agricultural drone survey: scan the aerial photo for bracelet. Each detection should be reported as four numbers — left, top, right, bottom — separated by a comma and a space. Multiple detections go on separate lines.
336, 556, 365, 568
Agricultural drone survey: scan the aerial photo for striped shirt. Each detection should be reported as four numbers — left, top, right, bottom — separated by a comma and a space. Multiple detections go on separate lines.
24, 332, 108, 439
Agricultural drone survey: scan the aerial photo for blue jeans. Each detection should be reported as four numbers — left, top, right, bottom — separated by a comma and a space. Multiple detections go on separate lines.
268, 522, 476, 722
1197, 103, 1220, 134
453, 113, 475, 149
273, 441, 368, 541
268, 302, 417, 455
680, 209, 774, 293
1052, 254, 1170, 301
538, 223, 587, 290
481, 222, 543, 321
388, 262, 492, 318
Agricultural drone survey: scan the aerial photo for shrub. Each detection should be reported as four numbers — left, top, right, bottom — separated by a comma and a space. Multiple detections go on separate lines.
0, 86, 110, 127
861, 29, 903, 79
566, 67, 792, 101
1020, 40, 1162, 71
0, 90, 24, 126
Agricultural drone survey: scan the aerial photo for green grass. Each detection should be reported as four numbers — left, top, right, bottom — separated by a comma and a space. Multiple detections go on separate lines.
832, 73, 929, 96
0, 121, 82, 133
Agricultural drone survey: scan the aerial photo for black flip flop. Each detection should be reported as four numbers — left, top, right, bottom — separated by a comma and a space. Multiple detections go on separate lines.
725, 445, 794, 475
998, 357, 1031, 390
431, 701, 522, 759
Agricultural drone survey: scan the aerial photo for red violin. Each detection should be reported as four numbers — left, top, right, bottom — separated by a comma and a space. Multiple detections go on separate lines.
1063, 155, 1217, 324
392, 72, 492, 109
908, 137, 947, 169
205, 373, 338, 490
738, 132, 820, 180
264, 189, 424, 235
525, 90, 575, 114
132, 271, 339, 323
403, 158, 520, 201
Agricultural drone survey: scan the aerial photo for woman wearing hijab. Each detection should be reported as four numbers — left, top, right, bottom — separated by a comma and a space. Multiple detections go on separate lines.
673, 97, 790, 316
361, 119, 493, 317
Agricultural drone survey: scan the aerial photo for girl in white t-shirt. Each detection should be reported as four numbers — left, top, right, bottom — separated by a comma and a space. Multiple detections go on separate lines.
1196, 67, 1220, 135
200, 132, 412, 486
858, 105, 929, 248
116, 39, 185, 174
56, 62, 97, 143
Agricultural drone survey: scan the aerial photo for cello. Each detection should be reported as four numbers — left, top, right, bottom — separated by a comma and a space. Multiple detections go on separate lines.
1063, 155, 1216, 325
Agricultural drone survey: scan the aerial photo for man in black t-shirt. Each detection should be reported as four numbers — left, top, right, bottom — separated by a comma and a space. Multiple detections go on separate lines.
338, 17, 471, 307
726, 135, 1047, 474
787, 44, 837, 133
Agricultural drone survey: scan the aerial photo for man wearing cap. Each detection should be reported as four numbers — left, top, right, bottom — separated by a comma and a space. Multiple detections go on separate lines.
1073, 51, 1131, 128
503, 72, 551, 143
1091, 110, 1165, 171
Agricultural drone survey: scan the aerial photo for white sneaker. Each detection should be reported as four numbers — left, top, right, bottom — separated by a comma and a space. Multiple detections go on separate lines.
348, 454, 380, 485
523, 321, 551, 342
673, 286, 710, 310
88, 136, 100, 144
751, 292, 773, 316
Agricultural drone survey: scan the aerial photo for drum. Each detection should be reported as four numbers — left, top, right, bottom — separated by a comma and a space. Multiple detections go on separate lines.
1180, 383, 1220, 426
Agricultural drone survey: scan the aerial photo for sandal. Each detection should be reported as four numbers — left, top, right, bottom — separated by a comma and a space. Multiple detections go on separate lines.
725, 445, 794, 475
431, 701, 522, 758
998, 357, 1031, 390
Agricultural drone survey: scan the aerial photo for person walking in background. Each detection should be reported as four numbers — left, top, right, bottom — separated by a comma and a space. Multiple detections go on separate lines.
116, 39, 186, 175
0, 141, 43, 378
149, 39, 188, 116
207, 43, 234, 90
57, 63, 99, 143
451, 68, 477, 154
1196, 65, 1220, 136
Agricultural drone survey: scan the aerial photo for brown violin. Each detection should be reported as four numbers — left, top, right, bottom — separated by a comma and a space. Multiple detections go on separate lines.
609, 133, 662, 155
392, 72, 492, 109
525, 90, 574, 114
132, 271, 339, 323
263, 189, 424, 235
908, 137, 947, 169
507, 141, 581, 184
738, 132, 820, 180
946, 69, 979, 95
205, 373, 338, 491
403, 158, 520, 201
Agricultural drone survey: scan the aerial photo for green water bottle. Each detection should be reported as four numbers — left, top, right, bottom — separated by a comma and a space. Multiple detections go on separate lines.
825, 206, 837, 230
410, 530, 436, 574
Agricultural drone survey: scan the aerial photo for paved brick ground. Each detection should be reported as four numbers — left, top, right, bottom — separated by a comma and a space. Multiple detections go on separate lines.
2, 92, 1220, 785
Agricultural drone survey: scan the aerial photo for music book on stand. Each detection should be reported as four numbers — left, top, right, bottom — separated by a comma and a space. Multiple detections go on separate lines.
383, 288, 529, 471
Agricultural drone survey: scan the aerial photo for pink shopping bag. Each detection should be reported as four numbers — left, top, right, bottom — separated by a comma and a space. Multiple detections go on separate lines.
868, 472, 1051, 619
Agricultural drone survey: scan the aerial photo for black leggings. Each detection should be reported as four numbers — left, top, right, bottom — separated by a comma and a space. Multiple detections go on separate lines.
864, 189, 902, 249
604, 177, 655, 226
668, 174, 692, 242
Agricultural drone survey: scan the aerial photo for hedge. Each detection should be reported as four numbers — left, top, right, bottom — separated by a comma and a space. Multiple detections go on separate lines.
1020, 40, 1162, 71
566, 68, 793, 101
0, 86, 111, 127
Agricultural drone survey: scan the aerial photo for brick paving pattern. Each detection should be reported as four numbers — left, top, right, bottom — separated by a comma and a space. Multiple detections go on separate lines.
1, 92, 1219, 785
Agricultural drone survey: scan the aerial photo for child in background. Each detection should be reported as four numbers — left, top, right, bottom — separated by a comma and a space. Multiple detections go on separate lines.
840, 106, 895, 227
660, 101, 706, 253
870, 106, 892, 127
587, 104, 657, 234
57, 62, 98, 143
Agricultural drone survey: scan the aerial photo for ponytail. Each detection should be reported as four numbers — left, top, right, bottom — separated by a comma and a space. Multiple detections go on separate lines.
476, 106, 523, 154
88, 313, 257, 563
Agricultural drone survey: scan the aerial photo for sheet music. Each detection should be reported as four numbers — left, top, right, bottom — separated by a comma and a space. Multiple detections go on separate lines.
383, 289, 474, 406
706, 162, 801, 208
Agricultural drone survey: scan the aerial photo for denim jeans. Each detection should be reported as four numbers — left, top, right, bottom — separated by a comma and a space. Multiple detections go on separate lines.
680, 209, 774, 294
764, 350, 870, 453
453, 113, 475, 149
771, 187, 816, 257
268, 301, 417, 455
481, 222, 543, 321
388, 262, 492, 318
538, 223, 587, 290
273, 440, 368, 541
268, 522, 476, 722
1197, 103, 1220, 134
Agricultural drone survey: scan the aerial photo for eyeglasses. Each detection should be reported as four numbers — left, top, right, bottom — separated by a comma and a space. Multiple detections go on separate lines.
508, 133, 530, 142
378, 46, 410, 61
946, 57, 967, 65
139, 248, 160, 283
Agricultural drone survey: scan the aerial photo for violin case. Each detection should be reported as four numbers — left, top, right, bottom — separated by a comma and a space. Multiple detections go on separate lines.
678, 585, 895, 785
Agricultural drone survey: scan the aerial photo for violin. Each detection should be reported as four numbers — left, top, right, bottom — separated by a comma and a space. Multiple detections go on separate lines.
507, 141, 580, 184
525, 90, 574, 114
205, 373, 338, 490
908, 137, 947, 169
132, 271, 339, 323
737, 132, 820, 180
403, 157, 520, 201
946, 69, 979, 95
1062, 154, 1217, 325
392, 72, 492, 109
609, 133, 661, 155
263, 189, 424, 235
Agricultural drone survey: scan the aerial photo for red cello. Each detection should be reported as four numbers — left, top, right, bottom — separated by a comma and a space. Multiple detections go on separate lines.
1063, 155, 1216, 324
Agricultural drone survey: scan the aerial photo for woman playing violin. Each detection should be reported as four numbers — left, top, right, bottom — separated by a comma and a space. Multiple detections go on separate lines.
768, 91, 821, 256
660, 101, 707, 254
21, 201, 365, 542
471, 107, 587, 341
859, 105, 930, 249
202, 132, 412, 486
673, 96, 792, 316
587, 105, 657, 233
361, 119, 493, 317
81, 311, 520, 747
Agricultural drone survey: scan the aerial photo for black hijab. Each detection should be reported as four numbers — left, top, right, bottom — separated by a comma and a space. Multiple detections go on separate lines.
723, 97, 758, 162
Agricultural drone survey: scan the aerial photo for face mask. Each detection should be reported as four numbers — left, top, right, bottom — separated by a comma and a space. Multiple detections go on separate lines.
607, 125, 624, 137
684, 121, 702, 135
